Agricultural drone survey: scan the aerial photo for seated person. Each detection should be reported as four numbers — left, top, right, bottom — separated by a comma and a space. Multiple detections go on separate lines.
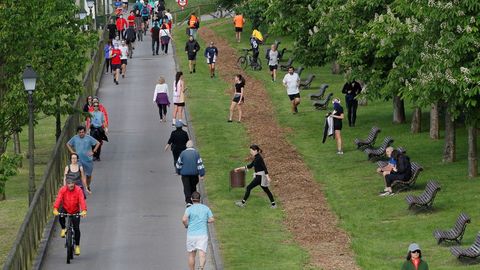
376, 146, 395, 175
379, 150, 412, 196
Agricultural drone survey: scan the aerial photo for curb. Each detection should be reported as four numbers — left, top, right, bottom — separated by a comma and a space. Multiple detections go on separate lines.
32, 217, 56, 270
171, 35, 224, 270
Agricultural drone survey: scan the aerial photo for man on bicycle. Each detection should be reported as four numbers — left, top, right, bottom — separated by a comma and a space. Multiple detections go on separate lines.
53, 178, 87, 256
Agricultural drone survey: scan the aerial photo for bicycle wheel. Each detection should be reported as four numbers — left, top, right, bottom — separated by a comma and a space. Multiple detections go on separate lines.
236, 56, 248, 70
66, 228, 73, 264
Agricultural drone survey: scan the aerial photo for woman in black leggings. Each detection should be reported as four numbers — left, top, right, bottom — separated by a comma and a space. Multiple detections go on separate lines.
235, 144, 276, 208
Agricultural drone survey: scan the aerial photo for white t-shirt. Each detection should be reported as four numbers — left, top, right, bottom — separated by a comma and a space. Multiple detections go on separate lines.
282, 73, 300, 95
120, 46, 128, 60
152, 83, 168, 102
160, 28, 170, 37
268, 50, 279, 66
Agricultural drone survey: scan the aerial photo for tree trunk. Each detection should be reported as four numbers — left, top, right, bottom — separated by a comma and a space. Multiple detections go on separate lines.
468, 127, 478, 177
0, 185, 5, 201
331, 62, 341, 74
430, 103, 439, 139
411, 107, 421, 133
443, 110, 456, 163
55, 98, 61, 142
393, 95, 406, 124
13, 131, 21, 155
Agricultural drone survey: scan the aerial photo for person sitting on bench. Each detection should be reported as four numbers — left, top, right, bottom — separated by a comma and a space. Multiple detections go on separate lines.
376, 146, 395, 176
379, 150, 411, 196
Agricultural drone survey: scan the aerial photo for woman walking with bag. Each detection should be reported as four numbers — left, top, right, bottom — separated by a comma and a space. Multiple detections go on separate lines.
172, 71, 186, 126
152, 76, 170, 122
160, 21, 172, 55
234, 144, 276, 209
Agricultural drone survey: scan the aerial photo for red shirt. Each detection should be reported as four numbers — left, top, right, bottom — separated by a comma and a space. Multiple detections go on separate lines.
116, 18, 127, 31
53, 185, 87, 214
127, 15, 135, 27
111, 48, 122, 65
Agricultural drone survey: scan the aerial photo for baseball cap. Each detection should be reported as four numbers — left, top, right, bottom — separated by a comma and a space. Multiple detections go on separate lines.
408, 243, 421, 252
66, 178, 75, 184
175, 120, 184, 128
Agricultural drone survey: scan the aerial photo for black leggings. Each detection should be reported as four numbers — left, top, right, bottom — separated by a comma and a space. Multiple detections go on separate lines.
346, 99, 358, 126
385, 173, 411, 187
152, 39, 159, 54
105, 59, 111, 73
243, 175, 275, 203
161, 42, 169, 54
181, 175, 199, 204
157, 104, 167, 120
59, 213, 81, 245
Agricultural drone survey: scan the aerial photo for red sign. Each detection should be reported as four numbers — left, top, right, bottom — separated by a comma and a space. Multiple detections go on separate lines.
177, 0, 188, 10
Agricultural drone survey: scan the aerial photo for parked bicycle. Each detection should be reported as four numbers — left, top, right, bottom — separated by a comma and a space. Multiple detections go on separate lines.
237, 48, 262, 71
60, 213, 81, 264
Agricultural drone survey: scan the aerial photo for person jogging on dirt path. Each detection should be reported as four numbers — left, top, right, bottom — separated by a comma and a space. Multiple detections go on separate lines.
53, 178, 87, 256
266, 44, 279, 82
233, 13, 245, 42
185, 35, 200, 74
235, 144, 276, 209
182, 191, 214, 270
165, 120, 189, 168
176, 140, 205, 207
204, 42, 218, 78
282, 66, 301, 114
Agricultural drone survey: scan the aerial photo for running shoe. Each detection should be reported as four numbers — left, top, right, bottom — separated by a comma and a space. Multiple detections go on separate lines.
60, 229, 66, 238
235, 201, 246, 208
75, 245, 81, 256
270, 204, 277, 209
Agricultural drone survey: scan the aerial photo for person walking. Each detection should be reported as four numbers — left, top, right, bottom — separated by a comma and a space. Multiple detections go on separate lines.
115, 14, 127, 40
119, 40, 129, 77
266, 44, 279, 82
233, 13, 245, 42
185, 36, 200, 74
152, 76, 170, 122
249, 33, 260, 69
135, 9, 144, 41
228, 74, 245, 123
342, 80, 362, 127
53, 178, 87, 256
103, 41, 113, 74
66, 126, 100, 191
187, 12, 200, 39
172, 71, 186, 125
331, 98, 344, 154
107, 18, 117, 42
282, 66, 301, 113
82, 96, 93, 113
204, 42, 218, 78
182, 191, 214, 270
150, 21, 160, 55
63, 153, 90, 196
124, 26, 136, 58
401, 243, 429, 270
160, 21, 172, 55
234, 144, 277, 208
164, 9, 173, 29
86, 102, 108, 161
176, 140, 205, 207
165, 120, 189, 168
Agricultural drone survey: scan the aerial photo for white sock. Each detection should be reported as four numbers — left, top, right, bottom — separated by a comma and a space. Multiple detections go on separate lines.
172, 118, 176, 125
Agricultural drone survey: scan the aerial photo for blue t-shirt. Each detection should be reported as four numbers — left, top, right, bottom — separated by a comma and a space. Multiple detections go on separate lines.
185, 204, 213, 236
389, 157, 397, 166
67, 135, 98, 163
90, 111, 104, 128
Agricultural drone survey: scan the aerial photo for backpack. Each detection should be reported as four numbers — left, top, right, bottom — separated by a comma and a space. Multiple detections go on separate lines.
141, 7, 149, 16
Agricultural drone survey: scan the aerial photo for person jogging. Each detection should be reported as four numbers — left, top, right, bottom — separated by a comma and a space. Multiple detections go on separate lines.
266, 44, 279, 82
185, 36, 200, 74
119, 40, 129, 77
176, 140, 205, 207
165, 120, 189, 168
182, 191, 214, 270
282, 66, 301, 114
53, 178, 87, 256
103, 41, 113, 74
115, 14, 128, 40
204, 42, 218, 78
233, 13, 245, 42
234, 144, 277, 208
124, 26, 136, 58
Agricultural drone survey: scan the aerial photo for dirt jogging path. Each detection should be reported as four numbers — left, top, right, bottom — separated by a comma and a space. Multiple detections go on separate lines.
198, 24, 360, 270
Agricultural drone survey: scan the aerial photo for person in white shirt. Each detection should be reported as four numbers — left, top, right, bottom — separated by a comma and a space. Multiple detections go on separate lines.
267, 44, 279, 82
119, 40, 129, 78
282, 66, 301, 113
152, 76, 170, 122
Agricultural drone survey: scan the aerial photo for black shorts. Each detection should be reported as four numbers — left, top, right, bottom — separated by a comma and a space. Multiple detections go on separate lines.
288, 93, 300, 101
232, 95, 244, 103
269, 65, 278, 71
142, 16, 149, 22
121, 59, 128, 65
174, 102, 185, 107
187, 54, 197, 61
334, 121, 342, 131
111, 64, 121, 70
235, 27, 243, 33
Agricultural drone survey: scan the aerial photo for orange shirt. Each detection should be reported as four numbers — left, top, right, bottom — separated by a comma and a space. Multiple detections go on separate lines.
234, 15, 244, 28
189, 15, 198, 28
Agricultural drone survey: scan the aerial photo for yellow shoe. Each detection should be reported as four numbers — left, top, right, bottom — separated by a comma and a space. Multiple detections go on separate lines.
75, 245, 81, 256
60, 229, 66, 238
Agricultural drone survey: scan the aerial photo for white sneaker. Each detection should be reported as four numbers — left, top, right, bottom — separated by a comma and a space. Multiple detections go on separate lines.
337, 151, 344, 155
235, 201, 245, 208
270, 204, 277, 209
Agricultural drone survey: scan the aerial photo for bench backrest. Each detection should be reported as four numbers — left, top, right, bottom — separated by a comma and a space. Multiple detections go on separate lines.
324, 93, 333, 104
397, 147, 406, 154
366, 127, 381, 141
295, 66, 304, 76
304, 74, 315, 83
419, 180, 441, 202
379, 136, 394, 150
453, 213, 471, 235
473, 233, 480, 249
285, 58, 294, 66
408, 162, 423, 185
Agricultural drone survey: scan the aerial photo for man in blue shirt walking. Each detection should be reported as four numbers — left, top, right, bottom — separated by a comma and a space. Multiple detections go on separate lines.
182, 191, 214, 270
176, 140, 205, 206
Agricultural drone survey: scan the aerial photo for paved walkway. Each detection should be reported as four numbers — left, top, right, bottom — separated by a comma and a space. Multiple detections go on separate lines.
41, 34, 214, 269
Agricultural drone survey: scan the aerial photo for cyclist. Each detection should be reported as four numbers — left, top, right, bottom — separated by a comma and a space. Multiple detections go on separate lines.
53, 178, 87, 256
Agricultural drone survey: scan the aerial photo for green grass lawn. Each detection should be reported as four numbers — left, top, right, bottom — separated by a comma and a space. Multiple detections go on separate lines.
0, 115, 57, 266
177, 18, 480, 270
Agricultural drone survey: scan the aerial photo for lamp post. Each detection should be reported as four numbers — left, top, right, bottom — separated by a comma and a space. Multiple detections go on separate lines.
22, 65, 37, 205
79, 8, 88, 31
87, 0, 96, 30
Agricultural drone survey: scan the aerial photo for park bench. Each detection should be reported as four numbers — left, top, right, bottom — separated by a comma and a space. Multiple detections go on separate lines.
299, 74, 315, 89
391, 162, 423, 192
310, 84, 329, 100
451, 232, 480, 259
313, 93, 333, 110
364, 136, 394, 161
280, 58, 294, 71
405, 180, 441, 210
434, 213, 471, 245
295, 66, 304, 77
376, 147, 406, 167
354, 126, 381, 150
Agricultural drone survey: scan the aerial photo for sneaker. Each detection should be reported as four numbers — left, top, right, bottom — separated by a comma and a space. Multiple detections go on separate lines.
270, 204, 277, 209
122, 74, 125, 78
60, 229, 66, 238
337, 151, 344, 155
190, 71, 192, 74
379, 191, 393, 197
235, 201, 245, 208
115, 80, 119, 85
75, 245, 81, 256
193, 68, 196, 73
227, 120, 232, 122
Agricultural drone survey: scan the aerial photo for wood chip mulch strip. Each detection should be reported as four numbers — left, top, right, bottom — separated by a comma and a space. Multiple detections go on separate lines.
198, 25, 360, 270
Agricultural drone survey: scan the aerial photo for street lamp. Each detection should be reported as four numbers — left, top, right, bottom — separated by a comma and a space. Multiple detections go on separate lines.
79, 8, 87, 20
86, 0, 96, 30
22, 65, 37, 205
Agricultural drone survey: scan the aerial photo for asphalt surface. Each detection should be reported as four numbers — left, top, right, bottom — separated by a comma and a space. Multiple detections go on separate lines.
41, 34, 213, 269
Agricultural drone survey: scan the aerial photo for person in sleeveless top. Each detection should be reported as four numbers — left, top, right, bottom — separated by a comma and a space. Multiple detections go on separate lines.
63, 153, 91, 196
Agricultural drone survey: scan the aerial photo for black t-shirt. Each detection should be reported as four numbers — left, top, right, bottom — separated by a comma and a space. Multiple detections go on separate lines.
333, 104, 344, 127
247, 154, 268, 174
235, 81, 245, 93
107, 23, 117, 38
167, 129, 189, 152
151, 26, 160, 39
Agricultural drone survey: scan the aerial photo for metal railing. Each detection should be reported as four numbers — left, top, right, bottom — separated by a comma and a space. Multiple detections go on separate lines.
2, 30, 108, 270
